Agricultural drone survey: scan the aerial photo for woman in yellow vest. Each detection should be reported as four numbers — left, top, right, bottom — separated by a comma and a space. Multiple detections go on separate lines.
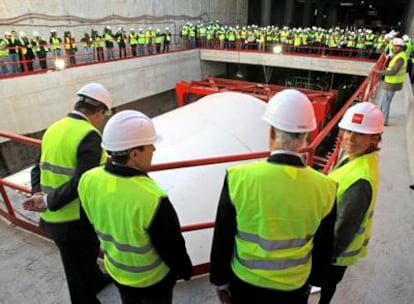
318, 102, 384, 304
210, 90, 337, 304
374, 37, 408, 126
78, 110, 193, 304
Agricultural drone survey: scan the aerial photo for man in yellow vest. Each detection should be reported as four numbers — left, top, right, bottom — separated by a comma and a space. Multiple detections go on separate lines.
210, 89, 337, 303
78, 110, 193, 303
318, 102, 384, 304
23, 83, 113, 304
374, 37, 408, 126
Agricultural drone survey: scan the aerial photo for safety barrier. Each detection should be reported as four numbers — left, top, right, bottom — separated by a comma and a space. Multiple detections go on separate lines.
0, 36, 189, 79
0, 53, 386, 276
0, 37, 378, 79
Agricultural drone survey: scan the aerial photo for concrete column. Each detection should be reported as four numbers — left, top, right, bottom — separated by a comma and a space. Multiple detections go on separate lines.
303, 0, 312, 27
315, 1, 325, 27
284, 0, 294, 26
403, 0, 414, 35
327, 4, 338, 26
260, 0, 272, 27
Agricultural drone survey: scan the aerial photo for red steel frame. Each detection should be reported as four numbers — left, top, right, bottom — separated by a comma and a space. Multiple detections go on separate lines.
0, 54, 386, 276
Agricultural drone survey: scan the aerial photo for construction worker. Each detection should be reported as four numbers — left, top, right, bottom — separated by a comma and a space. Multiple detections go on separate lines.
78, 110, 193, 304
210, 90, 337, 304
31, 31, 49, 70
49, 29, 62, 57
116, 27, 127, 58
5, 30, 20, 73
63, 31, 77, 66
154, 28, 163, 53
137, 28, 146, 56
163, 27, 171, 52
23, 83, 113, 304
103, 26, 114, 60
128, 28, 138, 56
374, 37, 407, 126
318, 102, 384, 304
145, 27, 154, 54
0, 32, 10, 76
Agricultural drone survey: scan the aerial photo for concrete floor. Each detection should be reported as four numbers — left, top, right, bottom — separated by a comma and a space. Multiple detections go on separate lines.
1, 90, 414, 303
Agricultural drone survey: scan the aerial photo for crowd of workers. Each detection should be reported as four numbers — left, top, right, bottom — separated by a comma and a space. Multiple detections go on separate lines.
180, 20, 413, 58
1, 20, 414, 76
22, 77, 385, 303
0, 26, 173, 75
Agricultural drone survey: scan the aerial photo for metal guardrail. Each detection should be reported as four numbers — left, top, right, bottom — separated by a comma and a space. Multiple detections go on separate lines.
0, 53, 386, 276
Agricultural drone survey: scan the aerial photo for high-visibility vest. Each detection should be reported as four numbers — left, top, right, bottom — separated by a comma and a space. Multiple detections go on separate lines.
0, 39, 9, 56
384, 51, 408, 84
79, 167, 170, 287
329, 153, 379, 266
18, 37, 28, 55
129, 33, 137, 45
51, 36, 61, 50
137, 33, 146, 45
40, 117, 105, 223
155, 34, 163, 44
228, 161, 336, 291
165, 32, 171, 42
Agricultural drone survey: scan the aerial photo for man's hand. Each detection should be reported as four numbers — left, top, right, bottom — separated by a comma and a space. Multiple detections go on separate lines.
215, 286, 231, 304
23, 192, 47, 212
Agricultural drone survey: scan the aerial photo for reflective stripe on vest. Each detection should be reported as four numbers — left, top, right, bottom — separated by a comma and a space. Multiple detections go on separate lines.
384, 51, 408, 84
79, 167, 170, 287
40, 117, 104, 223
329, 152, 379, 266
228, 161, 336, 291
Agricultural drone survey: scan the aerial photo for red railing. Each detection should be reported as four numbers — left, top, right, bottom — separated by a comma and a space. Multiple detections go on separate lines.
0, 36, 189, 79
0, 38, 379, 79
0, 53, 385, 276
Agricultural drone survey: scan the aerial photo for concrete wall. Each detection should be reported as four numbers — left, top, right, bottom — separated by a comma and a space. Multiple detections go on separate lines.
401, 75, 414, 184
0, 0, 247, 40
0, 49, 225, 142
200, 49, 376, 76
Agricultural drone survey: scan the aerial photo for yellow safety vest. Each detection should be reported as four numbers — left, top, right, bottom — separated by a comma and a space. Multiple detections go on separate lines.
79, 167, 170, 287
228, 161, 336, 291
40, 117, 105, 223
0, 39, 9, 56
329, 153, 379, 266
51, 36, 61, 50
384, 51, 408, 84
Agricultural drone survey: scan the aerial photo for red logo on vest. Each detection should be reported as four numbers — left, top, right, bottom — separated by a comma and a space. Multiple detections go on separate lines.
352, 113, 364, 124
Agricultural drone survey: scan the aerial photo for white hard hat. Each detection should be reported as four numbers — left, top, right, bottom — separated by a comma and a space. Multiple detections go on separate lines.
51, 29, 56, 33
4, 31, 11, 36
165, 27, 169, 30
33, 31, 39, 36
101, 110, 162, 153
402, 34, 409, 41
139, 28, 143, 31
20, 31, 26, 37
338, 102, 384, 134
76, 83, 112, 109
392, 38, 404, 46
262, 89, 317, 133
130, 28, 135, 31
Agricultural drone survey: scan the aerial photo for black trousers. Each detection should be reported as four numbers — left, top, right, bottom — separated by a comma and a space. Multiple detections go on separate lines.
229, 272, 310, 304
319, 265, 347, 304
115, 282, 173, 304
53, 226, 108, 304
